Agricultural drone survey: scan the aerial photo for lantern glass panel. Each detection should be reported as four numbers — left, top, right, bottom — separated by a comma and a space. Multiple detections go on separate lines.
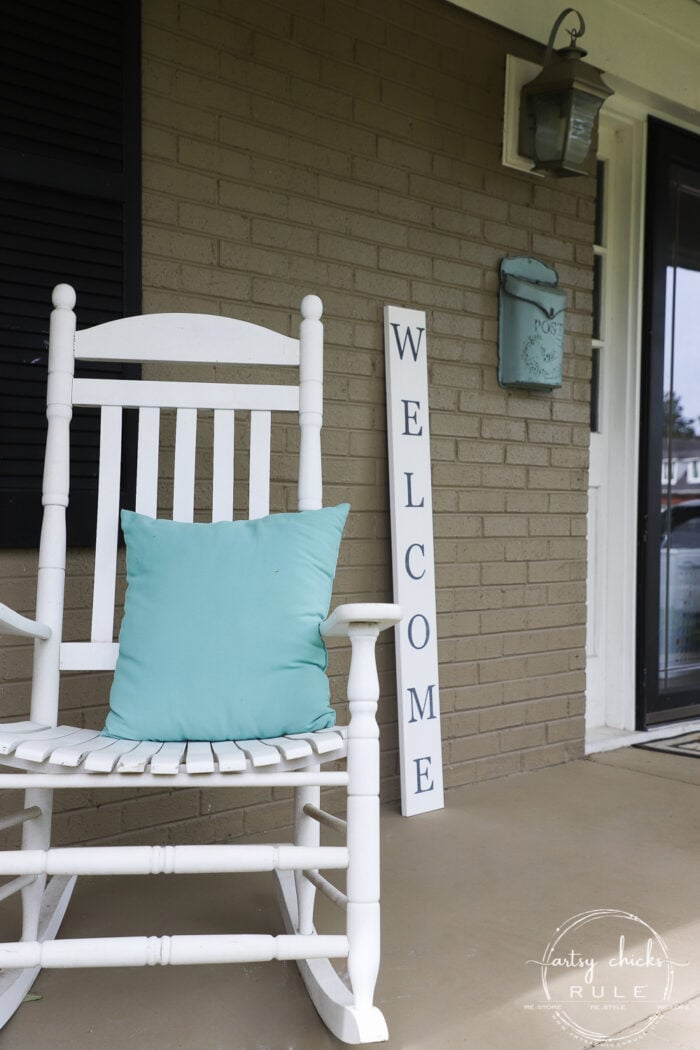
564, 90, 602, 166
532, 91, 568, 163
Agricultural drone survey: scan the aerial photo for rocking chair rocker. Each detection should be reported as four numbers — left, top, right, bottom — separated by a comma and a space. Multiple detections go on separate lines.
0, 286, 400, 1043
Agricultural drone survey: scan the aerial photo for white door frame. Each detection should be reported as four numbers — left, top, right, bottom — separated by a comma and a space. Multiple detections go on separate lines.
586, 95, 700, 751
585, 106, 645, 742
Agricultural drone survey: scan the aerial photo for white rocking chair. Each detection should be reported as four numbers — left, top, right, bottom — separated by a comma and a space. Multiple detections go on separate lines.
0, 285, 400, 1043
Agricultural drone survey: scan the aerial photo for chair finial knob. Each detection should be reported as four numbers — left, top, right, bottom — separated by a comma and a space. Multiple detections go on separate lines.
301, 295, 323, 321
52, 284, 76, 310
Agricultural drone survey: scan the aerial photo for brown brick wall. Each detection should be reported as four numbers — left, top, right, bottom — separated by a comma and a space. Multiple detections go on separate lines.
0, 0, 593, 843
139, 0, 593, 820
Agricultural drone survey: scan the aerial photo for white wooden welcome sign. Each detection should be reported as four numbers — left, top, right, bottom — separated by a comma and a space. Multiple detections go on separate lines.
384, 306, 444, 816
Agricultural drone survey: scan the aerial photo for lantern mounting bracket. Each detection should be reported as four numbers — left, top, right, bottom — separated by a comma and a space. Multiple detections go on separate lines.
545, 8, 586, 62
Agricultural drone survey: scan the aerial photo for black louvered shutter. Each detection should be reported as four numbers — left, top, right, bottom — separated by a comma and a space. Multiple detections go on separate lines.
0, 0, 141, 547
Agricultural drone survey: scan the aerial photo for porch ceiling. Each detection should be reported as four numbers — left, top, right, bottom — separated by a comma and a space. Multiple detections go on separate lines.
448, 0, 700, 117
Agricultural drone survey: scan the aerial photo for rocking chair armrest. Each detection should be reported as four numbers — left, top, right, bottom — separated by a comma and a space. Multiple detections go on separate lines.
320, 603, 401, 639
0, 603, 52, 641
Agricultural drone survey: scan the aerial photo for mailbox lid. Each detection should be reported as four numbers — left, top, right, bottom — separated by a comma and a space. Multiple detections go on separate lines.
502, 272, 567, 318
500, 255, 559, 285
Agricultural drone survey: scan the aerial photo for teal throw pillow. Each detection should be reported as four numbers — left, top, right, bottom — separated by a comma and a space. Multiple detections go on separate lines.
104, 504, 349, 741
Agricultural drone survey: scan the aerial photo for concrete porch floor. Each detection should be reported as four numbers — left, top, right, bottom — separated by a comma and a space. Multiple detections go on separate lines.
2, 750, 700, 1050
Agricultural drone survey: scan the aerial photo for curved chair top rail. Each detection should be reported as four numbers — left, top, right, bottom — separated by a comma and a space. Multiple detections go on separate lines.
74, 313, 301, 367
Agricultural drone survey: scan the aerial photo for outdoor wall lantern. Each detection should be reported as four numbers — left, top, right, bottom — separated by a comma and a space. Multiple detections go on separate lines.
518, 8, 613, 177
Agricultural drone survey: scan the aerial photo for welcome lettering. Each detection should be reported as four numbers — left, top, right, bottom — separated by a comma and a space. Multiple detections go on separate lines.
384, 306, 444, 816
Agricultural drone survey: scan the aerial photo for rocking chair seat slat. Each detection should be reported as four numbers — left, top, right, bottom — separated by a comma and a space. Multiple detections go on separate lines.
84, 738, 142, 772
262, 736, 314, 761
210, 740, 247, 772
15, 728, 96, 763
234, 739, 283, 767
185, 742, 215, 774
48, 733, 116, 767
288, 729, 347, 754
150, 742, 187, 775
116, 741, 164, 773
0, 722, 49, 755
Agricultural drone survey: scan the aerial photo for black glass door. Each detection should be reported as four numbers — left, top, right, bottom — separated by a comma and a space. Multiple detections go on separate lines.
639, 119, 700, 726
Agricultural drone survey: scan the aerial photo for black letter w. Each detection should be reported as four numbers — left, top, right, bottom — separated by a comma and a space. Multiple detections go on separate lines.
391, 323, 424, 362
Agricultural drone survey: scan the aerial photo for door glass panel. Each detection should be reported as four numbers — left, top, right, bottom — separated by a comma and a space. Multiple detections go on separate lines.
659, 186, 700, 696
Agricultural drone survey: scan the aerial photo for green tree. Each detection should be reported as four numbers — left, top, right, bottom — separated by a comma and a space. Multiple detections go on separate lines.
663, 390, 697, 438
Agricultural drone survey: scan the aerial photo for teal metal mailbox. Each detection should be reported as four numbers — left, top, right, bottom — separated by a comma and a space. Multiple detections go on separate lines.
498, 257, 567, 390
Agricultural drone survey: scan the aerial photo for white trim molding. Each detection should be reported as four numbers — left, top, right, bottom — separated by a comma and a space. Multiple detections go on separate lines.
502, 55, 545, 177
585, 108, 646, 739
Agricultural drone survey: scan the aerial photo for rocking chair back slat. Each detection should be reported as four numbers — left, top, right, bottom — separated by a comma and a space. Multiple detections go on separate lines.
249, 410, 271, 520
172, 408, 198, 523
91, 406, 123, 644
212, 409, 235, 522
135, 407, 160, 517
